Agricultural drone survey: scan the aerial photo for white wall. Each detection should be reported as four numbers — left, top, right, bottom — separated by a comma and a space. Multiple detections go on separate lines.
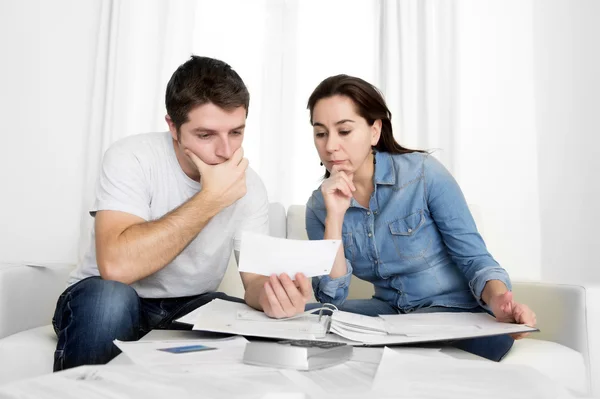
1, 0, 598, 285
0, 1, 101, 263
455, 1, 542, 281
533, 0, 600, 283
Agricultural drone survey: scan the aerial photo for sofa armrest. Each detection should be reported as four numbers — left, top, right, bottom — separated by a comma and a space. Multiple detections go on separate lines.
0, 263, 74, 339
512, 281, 599, 395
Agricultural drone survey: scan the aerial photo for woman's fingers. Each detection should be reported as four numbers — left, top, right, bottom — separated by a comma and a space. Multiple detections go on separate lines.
324, 174, 354, 197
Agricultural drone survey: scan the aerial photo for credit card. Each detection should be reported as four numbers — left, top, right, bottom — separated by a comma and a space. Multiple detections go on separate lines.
157, 344, 217, 354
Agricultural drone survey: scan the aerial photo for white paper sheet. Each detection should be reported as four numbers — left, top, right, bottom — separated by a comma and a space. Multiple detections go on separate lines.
278, 347, 449, 398
0, 365, 194, 399
379, 311, 534, 335
280, 364, 374, 397
330, 310, 538, 345
372, 347, 578, 399
350, 346, 446, 365
238, 232, 340, 278
175, 299, 335, 341
113, 336, 248, 366
0, 364, 312, 399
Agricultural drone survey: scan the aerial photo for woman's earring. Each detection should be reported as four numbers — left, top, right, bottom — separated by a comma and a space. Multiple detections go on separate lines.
372, 147, 377, 165
320, 161, 323, 166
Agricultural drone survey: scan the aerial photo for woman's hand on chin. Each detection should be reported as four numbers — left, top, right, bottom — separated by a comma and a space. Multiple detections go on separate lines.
321, 164, 355, 217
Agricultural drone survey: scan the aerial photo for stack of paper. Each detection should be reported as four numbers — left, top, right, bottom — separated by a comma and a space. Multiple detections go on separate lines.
176, 299, 332, 341
329, 309, 537, 345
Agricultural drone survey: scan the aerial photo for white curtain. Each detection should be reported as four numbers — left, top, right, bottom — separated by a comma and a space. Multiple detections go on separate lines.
78, 0, 200, 257
77, 0, 542, 280
376, 0, 457, 170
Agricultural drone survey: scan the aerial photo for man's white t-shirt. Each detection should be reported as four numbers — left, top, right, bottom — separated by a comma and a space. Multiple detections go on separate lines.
68, 132, 269, 298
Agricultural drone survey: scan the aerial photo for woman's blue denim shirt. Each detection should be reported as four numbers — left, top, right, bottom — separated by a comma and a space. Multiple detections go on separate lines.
306, 151, 511, 312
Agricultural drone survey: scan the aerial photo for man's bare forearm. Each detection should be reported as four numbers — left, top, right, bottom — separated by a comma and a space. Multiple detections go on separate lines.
99, 191, 221, 284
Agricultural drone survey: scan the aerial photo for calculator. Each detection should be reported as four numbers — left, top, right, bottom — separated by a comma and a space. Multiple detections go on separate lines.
242, 339, 353, 371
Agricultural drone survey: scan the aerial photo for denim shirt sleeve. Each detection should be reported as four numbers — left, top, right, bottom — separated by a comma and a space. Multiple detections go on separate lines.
424, 155, 512, 308
305, 201, 353, 306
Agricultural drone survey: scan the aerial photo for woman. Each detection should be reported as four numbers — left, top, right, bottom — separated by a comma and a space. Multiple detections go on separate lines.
305, 74, 536, 361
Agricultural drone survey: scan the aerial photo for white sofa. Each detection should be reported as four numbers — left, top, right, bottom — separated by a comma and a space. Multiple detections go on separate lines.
0, 203, 287, 386
0, 203, 598, 396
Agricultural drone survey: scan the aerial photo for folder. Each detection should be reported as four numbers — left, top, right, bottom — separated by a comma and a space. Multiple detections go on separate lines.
175, 299, 538, 345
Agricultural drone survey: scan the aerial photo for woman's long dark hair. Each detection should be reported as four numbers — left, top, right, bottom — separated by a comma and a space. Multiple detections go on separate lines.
307, 74, 424, 178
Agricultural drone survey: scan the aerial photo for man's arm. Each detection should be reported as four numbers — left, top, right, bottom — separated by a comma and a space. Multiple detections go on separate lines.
96, 147, 248, 285
95, 191, 221, 284
237, 251, 270, 310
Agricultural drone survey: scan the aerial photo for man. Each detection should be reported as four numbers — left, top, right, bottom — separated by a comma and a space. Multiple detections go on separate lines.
53, 56, 311, 371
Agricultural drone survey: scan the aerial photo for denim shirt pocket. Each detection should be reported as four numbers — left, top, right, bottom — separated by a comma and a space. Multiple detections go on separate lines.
388, 210, 427, 259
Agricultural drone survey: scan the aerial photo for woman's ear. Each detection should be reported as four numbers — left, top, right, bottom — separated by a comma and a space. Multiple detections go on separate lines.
371, 119, 382, 146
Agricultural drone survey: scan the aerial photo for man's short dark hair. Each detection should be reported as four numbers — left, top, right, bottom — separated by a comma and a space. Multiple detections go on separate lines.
165, 55, 250, 133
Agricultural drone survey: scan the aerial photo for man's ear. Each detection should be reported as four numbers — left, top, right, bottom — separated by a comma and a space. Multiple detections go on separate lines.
165, 115, 178, 141
371, 119, 382, 146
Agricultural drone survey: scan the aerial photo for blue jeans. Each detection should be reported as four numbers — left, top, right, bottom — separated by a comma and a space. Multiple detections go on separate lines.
52, 276, 244, 371
306, 297, 514, 362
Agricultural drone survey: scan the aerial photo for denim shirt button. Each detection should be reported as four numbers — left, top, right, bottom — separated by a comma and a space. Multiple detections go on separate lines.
368, 233, 372, 237
407, 228, 412, 233
367, 211, 371, 216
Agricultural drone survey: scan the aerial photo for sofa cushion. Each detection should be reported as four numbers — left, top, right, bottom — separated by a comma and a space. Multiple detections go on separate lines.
0, 264, 73, 340
502, 338, 588, 395
0, 325, 56, 385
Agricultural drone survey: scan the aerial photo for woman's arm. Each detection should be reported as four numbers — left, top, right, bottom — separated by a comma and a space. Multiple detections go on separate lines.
423, 155, 512, 306
305, 200, 353, 306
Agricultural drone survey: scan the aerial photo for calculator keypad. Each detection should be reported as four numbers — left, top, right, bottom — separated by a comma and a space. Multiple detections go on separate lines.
277, 339, 347, 349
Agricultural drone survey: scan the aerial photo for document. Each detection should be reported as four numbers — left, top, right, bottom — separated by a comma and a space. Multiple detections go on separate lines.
329, 309, 538, 345
113, 336, 248, 366
280, 364, 374, 397
350, 346, 445, 365
279, 347, 450, 398
238, 232, 341, 278
372, 347, 577, 398
0, 364, 312, 399
176, 298, 334, 341
379, 312, 523, 335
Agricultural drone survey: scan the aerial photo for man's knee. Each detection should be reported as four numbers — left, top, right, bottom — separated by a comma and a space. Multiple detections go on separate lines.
62, 277, 141, 327
53, 277, 142, 371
